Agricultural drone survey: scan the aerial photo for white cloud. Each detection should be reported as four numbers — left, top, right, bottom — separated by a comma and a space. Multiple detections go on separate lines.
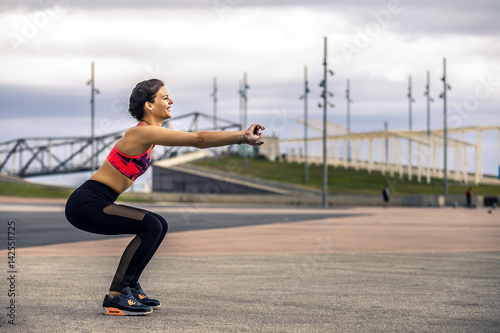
1, 2, 499, 175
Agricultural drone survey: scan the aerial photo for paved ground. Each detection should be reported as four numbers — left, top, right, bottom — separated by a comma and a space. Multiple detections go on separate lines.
0, 197, 499, 332
0, 201, 358, 249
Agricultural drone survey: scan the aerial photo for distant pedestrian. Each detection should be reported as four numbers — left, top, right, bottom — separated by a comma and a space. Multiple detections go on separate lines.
466, 187, 472, 208
382, 184, 390, 207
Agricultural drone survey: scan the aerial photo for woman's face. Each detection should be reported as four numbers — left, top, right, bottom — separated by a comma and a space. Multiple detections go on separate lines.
150, 86, 173, 119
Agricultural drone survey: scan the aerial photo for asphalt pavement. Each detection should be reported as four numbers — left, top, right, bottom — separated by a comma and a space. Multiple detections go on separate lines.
2, 253, 499, 332
0, 199, 499, 332
0, 202, 357, 249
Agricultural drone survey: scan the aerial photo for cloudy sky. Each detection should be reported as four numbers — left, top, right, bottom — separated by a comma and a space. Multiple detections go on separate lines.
0, 0, 499, 185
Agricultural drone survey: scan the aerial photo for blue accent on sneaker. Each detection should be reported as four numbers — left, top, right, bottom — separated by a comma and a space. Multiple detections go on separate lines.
131, 282, 162, 309
102, 287, 153, 316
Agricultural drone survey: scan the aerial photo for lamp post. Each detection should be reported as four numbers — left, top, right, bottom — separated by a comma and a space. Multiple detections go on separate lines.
407, 75, 415, 180
211, 76, 217, 130
211, 77, 218, 161
346, 79, 353, 161
299, 66, 310, 182
238, 72, 250, 169
86, 62, 99, 173
439, 58, 452, 196
318, 37, 335, 208
408, 75, 415, 131
424, 71, 434, 137
384, 121, 389, 164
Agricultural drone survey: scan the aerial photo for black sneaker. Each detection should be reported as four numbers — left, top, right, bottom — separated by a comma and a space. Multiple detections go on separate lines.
102, 287, 153, 316
130, 282, 161, 309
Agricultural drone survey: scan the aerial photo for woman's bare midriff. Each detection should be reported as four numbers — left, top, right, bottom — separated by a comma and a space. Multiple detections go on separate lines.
88, 159, 135, 194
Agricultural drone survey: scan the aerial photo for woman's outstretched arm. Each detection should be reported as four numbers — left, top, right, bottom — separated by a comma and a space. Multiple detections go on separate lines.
134, 124, 265, 149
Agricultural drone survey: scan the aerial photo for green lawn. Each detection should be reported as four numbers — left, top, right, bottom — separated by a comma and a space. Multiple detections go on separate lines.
192, 156, 500, 196
0, 182, 73, 199
0, 182, 151, 202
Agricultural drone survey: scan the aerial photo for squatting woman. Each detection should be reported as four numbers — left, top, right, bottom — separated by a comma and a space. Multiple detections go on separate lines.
65, 79, 264, 315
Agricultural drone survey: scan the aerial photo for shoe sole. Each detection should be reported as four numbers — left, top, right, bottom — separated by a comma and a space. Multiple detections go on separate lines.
102, 307, 153, 316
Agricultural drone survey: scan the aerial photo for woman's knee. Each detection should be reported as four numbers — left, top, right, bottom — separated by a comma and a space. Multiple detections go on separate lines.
143, 213, 168, 237
148, 212, 168, 233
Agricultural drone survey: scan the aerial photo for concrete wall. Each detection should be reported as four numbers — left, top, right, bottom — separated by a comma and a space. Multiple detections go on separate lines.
152, 166, 273, 195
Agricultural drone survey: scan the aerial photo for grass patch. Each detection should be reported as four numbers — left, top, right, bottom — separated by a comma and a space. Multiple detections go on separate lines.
191, 155, 500, 196
0, 182, 73, 199
0, 181, 154, 202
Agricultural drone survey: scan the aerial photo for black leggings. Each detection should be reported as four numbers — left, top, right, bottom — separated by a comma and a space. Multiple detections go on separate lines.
65, 180, 168, 292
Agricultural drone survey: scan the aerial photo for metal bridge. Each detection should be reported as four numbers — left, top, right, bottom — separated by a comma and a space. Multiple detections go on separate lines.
0, 112, 240, 178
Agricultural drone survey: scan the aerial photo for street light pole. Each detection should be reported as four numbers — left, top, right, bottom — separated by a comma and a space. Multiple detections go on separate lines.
243, 72, 248, 170
408, 75, 415, 132
322, 38, 328, 208
439, 58, 451, 196
346, 79, 353, 161
384, 121, 389, 164
211, 76, 218, 161
300, 66, 310, 182
238, 72, 250, 169
212, 76, 217, 131
424, 71, 434, 137
407, 75, 415, 180
244, 72, 248, 134
87, 62, 99, 174
318, 37, 334, 208
239, 80, 243, 129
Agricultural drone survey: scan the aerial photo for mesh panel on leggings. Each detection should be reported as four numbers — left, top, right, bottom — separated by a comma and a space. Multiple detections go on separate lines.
109, 236, 142, 292
103, 204, 146, 292
103, 204, 146, 221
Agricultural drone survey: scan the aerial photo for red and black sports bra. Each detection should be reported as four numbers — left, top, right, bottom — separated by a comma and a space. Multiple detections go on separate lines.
106, 123, 153, 181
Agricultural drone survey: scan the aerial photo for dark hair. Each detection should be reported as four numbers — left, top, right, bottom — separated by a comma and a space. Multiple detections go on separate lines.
128, 79, 164, 121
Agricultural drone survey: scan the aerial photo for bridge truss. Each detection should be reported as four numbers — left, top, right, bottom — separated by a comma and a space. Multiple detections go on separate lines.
0, 112, 240, 178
